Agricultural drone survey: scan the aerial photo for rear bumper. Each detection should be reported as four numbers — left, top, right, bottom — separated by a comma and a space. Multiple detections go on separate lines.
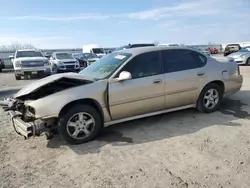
224, 75, 243, 95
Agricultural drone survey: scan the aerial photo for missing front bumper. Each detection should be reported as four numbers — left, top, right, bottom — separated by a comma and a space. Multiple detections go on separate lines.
8, 110, 45, 139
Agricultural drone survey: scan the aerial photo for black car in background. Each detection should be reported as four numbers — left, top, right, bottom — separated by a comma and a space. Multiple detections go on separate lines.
72, 53, 99, 68
0, 58, 5, 72
224, 44, 241, 56
114, 43, 155, 51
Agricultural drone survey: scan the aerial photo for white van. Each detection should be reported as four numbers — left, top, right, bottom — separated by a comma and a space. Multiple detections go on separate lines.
82, 44, 106, 58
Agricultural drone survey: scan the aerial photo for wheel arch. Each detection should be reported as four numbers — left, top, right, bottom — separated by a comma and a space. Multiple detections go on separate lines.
58, 98, 104, 122
201, 80, 225, 95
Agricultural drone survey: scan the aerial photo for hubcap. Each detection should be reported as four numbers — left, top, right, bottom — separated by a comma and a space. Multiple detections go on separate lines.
203, 89, 219, 109
66, 112, 95, 139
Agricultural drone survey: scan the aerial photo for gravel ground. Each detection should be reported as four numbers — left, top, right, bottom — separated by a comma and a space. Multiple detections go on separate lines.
0, 67, 250, 188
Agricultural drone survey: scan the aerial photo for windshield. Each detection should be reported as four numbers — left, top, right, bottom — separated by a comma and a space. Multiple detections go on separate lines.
226, 45, 240, 51
92, 48, 104, 54
79, 52, 132, 79
56, 53, 73, 59
72, 53, 81, 59
16, 51, 43, 58
239, 48, 250, 52
83, 53, 99, 59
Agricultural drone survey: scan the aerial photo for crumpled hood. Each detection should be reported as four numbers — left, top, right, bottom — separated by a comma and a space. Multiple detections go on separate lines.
14, 73, 94, 98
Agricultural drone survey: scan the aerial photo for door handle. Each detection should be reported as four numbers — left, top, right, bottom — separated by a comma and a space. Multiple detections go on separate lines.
153, 79, 162, 84
197, 72, 204, 76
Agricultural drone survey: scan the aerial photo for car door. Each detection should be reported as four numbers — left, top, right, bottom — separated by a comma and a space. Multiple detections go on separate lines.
108, 51, 165, 120
162, 49, 207, 109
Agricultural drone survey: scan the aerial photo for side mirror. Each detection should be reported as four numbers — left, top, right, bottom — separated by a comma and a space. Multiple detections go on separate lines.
117, 71, 132, 81
9, 55, 14, 59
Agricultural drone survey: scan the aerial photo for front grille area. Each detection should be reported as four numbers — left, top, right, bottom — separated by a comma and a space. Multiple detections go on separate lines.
64, 61, 75, 64
65, 65, 75, 69
22, 61, 44, 67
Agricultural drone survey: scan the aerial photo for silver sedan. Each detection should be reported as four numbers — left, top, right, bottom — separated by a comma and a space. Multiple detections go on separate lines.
228, 47, 250, 65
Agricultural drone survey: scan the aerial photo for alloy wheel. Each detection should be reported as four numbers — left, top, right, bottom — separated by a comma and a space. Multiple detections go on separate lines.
203, 88, 219, 109
66, 112, 95, 139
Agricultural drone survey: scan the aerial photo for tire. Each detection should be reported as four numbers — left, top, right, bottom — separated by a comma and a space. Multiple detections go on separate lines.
246, 58, 250, 66
58, 104, 103, 144
51, 64, 58, 74
196, 83, 223, 113
15, 74, 21, 80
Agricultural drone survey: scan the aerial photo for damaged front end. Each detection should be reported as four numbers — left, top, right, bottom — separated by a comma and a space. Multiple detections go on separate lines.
1, 97, 57, 139
0, 73, 94, 140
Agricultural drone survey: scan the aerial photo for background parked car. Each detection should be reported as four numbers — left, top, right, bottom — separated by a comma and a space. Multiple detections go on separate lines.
50, 52, 80, 73
44, 52, 52, 59
114, 43, 155, 51
197, 48, 211, 56
72, 53, 86, 68
10, 49, 50, 80
227, 46, 250, 65
0, 58, 5, 72
82, 53, 100, 66
208, 47, 218, 54
224, 44, 241, 56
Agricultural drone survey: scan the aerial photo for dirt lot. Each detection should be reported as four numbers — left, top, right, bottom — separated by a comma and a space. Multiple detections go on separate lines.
0, 67, 250, 188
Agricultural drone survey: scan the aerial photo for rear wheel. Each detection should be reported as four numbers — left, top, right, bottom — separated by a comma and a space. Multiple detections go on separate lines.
197, 83, 223, 113
58, 104, 103, 144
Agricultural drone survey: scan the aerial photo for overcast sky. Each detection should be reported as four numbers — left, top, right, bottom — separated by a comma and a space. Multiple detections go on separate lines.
0, 0, 249, 48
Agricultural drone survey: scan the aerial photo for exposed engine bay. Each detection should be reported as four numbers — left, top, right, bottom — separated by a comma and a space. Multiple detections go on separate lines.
16, 77, 93, 101
0, 76, 93, 140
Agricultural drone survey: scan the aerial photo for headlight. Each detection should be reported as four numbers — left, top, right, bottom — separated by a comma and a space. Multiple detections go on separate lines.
15, 61, 22, 67
57, 61, 64, 66
75, 61, 80, 66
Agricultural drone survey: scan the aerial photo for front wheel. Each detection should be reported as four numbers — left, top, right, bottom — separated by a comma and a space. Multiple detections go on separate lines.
58, 104, 103, 144
197, 83, 223, 113
50, 64, 58, 74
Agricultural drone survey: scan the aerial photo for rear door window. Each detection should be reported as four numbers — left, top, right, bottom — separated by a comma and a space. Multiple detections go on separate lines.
162, 49, 207, 73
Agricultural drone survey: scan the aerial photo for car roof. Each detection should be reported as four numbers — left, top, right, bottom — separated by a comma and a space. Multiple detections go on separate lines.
226, 44, 241, 46
118, 46, 195, 55
54, 52, 72, 54
16, 49, 40, 52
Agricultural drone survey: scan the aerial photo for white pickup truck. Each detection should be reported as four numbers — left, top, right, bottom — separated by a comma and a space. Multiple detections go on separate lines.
10, 49, 51, 80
